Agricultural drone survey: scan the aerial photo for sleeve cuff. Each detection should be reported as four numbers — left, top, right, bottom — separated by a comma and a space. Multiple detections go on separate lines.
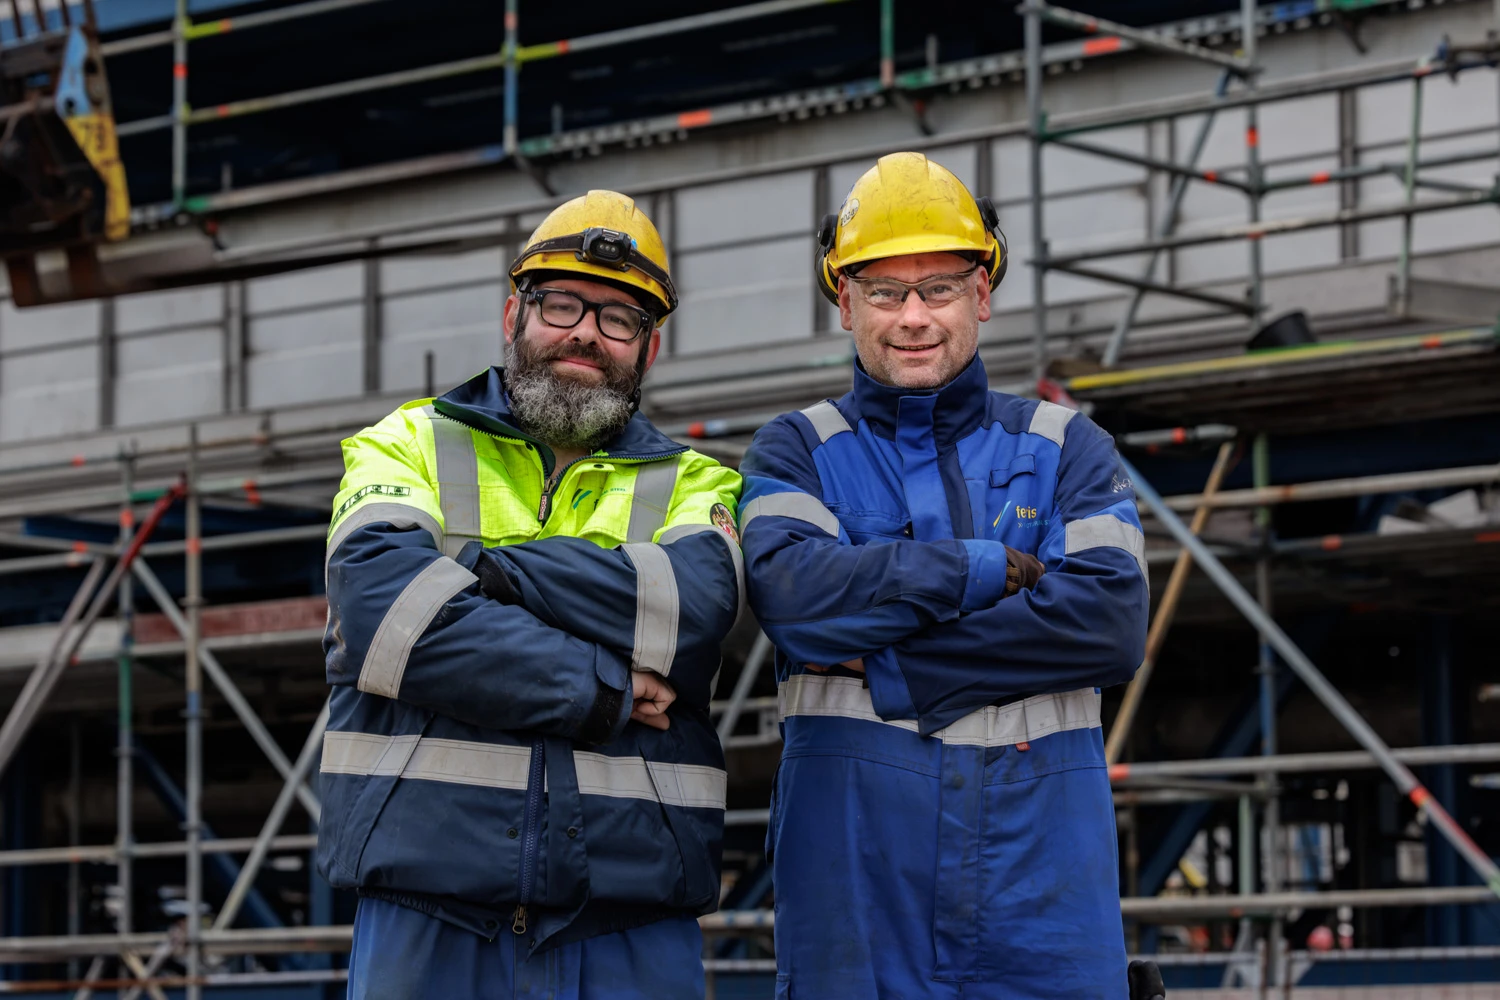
578, 647, 634, 744
959, 539, 1012, 613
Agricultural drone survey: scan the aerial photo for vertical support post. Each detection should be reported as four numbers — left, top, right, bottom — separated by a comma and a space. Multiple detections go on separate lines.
1024, 3, 1048, 384
1253, 433, 1280, 981
1424, 617, 1462, 946
66, 718, 80, 982
1240, 0, 1263, 328
170, 0, 189, 209
1395, 74, 1424, 316
362, 250, 381, 394
879, 0, 894, 89
116, 450, 136, 951
503, 0, 519, 156
1337, 88, 1360, 261
183, 425, 203, 1000
98, 298, 115, 429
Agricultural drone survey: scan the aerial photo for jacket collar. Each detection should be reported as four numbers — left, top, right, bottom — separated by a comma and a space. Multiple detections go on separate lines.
431, 366, 686, 462
851, 352, 990, 447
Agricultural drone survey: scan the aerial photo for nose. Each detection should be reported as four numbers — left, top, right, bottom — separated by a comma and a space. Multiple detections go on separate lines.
568, 307, 604, 344
896, 287, 933, 329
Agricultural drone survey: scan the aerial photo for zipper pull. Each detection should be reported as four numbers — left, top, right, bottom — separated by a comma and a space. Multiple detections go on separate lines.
537, 493, 550, 523
512, 904, 528, 935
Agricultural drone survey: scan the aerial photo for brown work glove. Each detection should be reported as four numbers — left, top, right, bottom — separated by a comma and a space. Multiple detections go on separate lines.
1003, 546, 1045, 597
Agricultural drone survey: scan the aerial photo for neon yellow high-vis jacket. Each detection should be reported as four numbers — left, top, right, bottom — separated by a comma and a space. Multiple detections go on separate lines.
317, 366, 744, 950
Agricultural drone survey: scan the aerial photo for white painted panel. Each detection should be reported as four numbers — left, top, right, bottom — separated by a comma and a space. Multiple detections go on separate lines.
245, 303, 363, 408
115, 286, 222, 334
675, 171, 813, 252
1358, 73, 1500, 149
245, 262, 362, 314
672, 236, 812, 355
0, 345, 96, 442
990, 136, 1031, 202
0, 299, 99, 353
380, 283, 504, 394
381, 247, 506, 296
115, 330, 222, 427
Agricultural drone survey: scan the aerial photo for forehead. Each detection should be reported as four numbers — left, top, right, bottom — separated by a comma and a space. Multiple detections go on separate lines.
858, 252, 973, 282
532, 277, 642, 306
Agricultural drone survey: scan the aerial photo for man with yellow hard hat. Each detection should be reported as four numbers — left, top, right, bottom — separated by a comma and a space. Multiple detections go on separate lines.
318, 191, 743, 998
740, 153, 1148, 997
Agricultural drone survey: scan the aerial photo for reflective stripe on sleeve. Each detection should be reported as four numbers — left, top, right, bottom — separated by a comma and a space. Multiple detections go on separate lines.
622, 542, 680, 676
800, 400, 853, 443
779, 674, 1101, 747
356, 557, 477, 699
427, 409, 483, 558
1027, 400, 1078, 447
321, 732, 726, 809
740, 492, 841, 538
626, 458, 680, 543
1064, 513, 1147, 578
326, 501, 444, 567
660, 522, 745, 620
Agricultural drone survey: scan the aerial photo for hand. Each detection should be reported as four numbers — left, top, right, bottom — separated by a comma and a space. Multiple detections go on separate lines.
804, 658, 865, 675
630, 671, 676, 730
1004, 546, 1045, 596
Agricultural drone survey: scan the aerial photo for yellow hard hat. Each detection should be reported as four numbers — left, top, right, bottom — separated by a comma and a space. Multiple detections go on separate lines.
815, 151, 1008, 304
509, 190, 677, 323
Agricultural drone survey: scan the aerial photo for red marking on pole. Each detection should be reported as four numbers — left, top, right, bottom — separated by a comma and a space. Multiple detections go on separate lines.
1410, 787, 1432, 808
1171, 427, 1188, 444
185, 537, 202, 555
1414, 65, 1432, 78
504, 11, 517, 29
1246, 127, 1259, 148
71, 454, 85, 467
72, 541, 88, 554
1202, 170, 1219, 182
243, 479, 262, 507
686, 422, 706, 438
1246, 229, 1265, 241
1082, 37, 1122, 56
216, 105, 230, 117
120, 508, 135, 529
1476, 531, 1500, 544
173, 63, 187, 79
1084, 18, 1099, 33
216, 18, 231, 32
1108, 763, 1130, 781
1421, 335, 1443, 349
677, 109, 713, 129
1320, 535, 1343, 551
556, 39, 570, 54
1310, 170, 1331, 185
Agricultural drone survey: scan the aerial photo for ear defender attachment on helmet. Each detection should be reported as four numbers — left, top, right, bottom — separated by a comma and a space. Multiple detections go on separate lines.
975, 195, 1009, 289
815, 212, 841, 305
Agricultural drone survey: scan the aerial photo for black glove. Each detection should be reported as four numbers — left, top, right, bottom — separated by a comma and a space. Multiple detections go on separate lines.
1128, 960, 1166, 1000
456, 540, 522, 606
1003, 545, 1045, 597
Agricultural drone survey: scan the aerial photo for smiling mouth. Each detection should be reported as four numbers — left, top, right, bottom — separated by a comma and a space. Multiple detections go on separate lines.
889, 343, 939, 353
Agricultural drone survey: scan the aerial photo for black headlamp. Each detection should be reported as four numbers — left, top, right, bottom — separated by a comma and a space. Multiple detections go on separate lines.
577, 227, 633, 268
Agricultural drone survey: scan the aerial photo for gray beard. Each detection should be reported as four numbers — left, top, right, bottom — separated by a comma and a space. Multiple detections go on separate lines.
503, 338, 639, 452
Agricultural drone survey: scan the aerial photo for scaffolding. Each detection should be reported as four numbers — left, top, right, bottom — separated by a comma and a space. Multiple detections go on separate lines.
0, 1, 1494, 995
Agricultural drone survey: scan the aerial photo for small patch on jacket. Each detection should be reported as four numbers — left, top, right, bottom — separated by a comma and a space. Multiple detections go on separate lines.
711, 503, 739, 543
335, 484, 412, 520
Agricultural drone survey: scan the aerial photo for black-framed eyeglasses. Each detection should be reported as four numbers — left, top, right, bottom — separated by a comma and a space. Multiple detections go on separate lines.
847, 266, 980, 310
525, 287, 654, 342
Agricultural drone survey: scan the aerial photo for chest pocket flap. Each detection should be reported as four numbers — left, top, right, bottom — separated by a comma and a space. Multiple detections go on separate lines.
990, 453, 1037, 488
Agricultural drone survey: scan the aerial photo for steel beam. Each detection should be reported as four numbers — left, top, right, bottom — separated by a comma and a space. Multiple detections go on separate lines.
1028, 2, 1255, 76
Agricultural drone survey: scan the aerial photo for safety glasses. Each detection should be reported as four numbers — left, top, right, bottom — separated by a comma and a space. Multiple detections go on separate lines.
847, 265, 979, 310
526, 288, 653, 342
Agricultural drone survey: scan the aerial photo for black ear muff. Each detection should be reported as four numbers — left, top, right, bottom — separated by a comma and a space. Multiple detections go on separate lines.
816, 213, 838, 255
815, 212, 841, 305
975, 196, 1008, 289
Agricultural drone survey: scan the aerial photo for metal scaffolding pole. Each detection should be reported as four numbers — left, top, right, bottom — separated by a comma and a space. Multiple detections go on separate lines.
170, 0, 187, 209
503, 0, 519, 155
1252, 432, 1281, 986
131, 561, 322, 821
184, 426, 203, 1000
1240, 0, 1264, 328
116, 451, 135, 948
1031, 1, 1255, 76
213, 698, 328, 930
1120, 455, 1500, 898
717, 634, 772, 744
1101, 70, 1234, 367
879, 0, 894, 89
0, 835, 319, 868
1110, 742, 1500, 781
1394, 74, 1425, 316
1024, 1, 1047, 383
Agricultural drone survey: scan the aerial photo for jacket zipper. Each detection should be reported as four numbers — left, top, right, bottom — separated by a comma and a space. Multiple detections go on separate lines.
537, 458, 586, 524
513, 736, 546, 935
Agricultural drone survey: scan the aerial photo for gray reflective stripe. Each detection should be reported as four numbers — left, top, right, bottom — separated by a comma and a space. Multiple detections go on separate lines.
427, 408, 482, 558
740, 492, 841, 538
660, 522, 746, 621
1065, 513, 1148, 578
575, 752, 727, 810
1028, 400, 1079, 447
779, 674, 1101, 747
356, 557, 477, 699
626, 458, 680, 543
622, 542, 679, 676
320, 732, 726, 809
800, 400, 852, 443
326, 501, 444, 567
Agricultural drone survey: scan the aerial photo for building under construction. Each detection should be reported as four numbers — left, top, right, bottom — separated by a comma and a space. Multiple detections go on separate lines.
0, 0, 1496, 995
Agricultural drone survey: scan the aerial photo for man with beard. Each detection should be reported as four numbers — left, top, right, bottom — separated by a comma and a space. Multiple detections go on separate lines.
319, 191, 744, 999
739, 153, 1148, 997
